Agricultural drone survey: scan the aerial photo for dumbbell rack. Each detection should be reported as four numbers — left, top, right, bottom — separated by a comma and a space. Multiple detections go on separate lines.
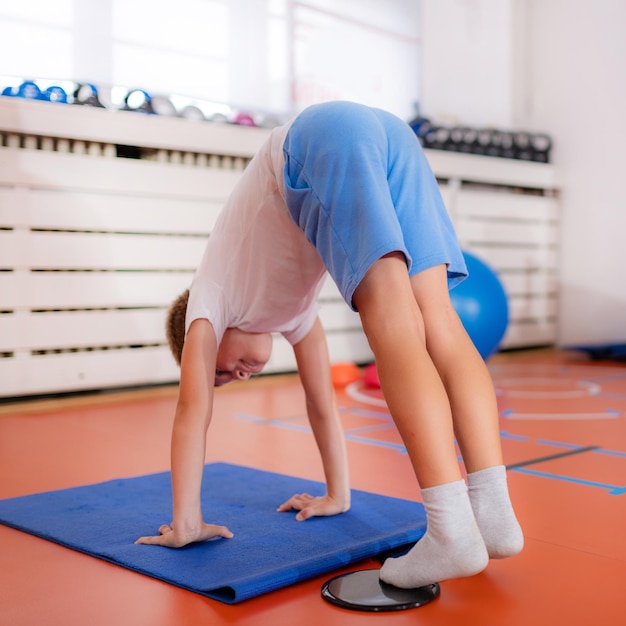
0, 97, 559, 398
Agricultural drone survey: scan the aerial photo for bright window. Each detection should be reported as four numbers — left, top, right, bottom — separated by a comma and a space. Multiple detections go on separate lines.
0, 0, 421, 119
0, 0, 73, 79
291, 0, 421, 118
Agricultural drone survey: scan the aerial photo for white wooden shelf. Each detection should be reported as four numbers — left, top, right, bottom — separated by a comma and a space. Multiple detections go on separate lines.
0, 98, 558, 398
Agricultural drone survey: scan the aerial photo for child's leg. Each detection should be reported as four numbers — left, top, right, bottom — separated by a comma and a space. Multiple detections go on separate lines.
409, 264, 503, 472
409, 264, 523, 560
353, 255, 462, 488
353, 253, 488, 587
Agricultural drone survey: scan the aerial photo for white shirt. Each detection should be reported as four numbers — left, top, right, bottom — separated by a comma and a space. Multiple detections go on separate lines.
185, 122, 327, 346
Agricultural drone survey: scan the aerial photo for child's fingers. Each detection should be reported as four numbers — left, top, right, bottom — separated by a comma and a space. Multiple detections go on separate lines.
295, 507, 316, 521
295, 497, 332, 521
135, 522, 232, 546
135, 535, 160, 545
276, 493, 313, 512
278, 494, 337, 521
134, 532, 181, 547
201, 524, 234, 540
277, 493, 349, 520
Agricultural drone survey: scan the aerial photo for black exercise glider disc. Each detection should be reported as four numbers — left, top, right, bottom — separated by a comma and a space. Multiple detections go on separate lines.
321, 569, 440, 612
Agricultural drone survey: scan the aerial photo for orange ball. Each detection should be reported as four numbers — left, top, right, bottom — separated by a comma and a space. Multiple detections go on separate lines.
330, 362, 361, 388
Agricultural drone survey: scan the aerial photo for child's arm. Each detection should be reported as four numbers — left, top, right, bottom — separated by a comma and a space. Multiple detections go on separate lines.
277, 317, 351, 520
136, 319, 233, 547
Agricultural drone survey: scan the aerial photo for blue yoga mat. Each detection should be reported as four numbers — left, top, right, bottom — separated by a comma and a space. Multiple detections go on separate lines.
0, 463, 425, 603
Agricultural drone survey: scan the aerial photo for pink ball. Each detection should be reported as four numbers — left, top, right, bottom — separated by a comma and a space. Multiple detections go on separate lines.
363, 363, 380, 388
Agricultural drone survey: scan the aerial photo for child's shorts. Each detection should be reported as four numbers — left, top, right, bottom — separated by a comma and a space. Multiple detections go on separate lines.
282, 101, 467, 311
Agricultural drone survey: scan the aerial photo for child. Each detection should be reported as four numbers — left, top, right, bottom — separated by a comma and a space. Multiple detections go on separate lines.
136, 101, 523, 589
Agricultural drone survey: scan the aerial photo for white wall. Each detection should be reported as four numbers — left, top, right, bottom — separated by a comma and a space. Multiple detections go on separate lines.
421, 0, 626, 347
520, 0, 626, 346
420, 0, 516, 127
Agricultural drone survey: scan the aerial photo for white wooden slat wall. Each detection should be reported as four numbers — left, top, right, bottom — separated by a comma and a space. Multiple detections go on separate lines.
0, 98, 558, 398
436, 180, 559, 349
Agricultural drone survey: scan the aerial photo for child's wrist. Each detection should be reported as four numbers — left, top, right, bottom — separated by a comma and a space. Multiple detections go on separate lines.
172, 513, 204, 537
328, 491, 351, 512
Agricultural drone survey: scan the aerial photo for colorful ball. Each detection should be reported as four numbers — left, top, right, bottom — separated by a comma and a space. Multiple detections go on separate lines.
362, 363, 380, 389
330, 362, 361, 388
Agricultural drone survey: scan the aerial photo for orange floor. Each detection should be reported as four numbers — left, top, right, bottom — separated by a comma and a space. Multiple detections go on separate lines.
1, 349, 625, 626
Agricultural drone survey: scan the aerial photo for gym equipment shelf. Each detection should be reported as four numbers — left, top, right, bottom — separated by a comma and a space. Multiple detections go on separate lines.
0, 97, 559, 398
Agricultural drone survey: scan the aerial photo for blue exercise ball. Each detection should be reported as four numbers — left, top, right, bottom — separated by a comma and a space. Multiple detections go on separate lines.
450, 251, 509, 359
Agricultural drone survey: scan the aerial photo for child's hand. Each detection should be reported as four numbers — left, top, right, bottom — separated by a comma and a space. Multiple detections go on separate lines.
135, 522, 233, 548
276, 493, 350, 521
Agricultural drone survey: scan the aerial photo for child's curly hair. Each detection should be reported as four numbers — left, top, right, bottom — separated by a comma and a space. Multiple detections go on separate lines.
166, 289, 189, 366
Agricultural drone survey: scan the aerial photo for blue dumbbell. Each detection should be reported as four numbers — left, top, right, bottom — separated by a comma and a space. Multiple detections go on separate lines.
43, 86, 68, 103
17, 81, 43, 100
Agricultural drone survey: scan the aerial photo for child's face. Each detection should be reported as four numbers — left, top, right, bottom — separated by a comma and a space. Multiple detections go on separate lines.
215, 329, 273, 386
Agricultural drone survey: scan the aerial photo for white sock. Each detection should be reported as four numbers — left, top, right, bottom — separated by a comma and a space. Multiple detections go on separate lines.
379, 479, 488, 589
467, 465, 524, 559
